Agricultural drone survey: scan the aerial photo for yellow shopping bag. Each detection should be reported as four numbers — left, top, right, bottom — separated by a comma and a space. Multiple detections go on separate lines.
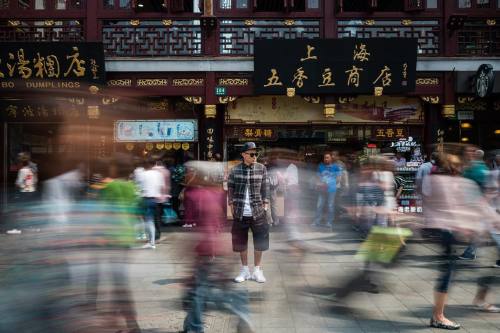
355, 226, 413, 263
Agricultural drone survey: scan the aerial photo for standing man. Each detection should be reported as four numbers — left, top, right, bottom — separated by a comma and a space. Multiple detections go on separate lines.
228, 142, 270, 283
312, 151, 342, 228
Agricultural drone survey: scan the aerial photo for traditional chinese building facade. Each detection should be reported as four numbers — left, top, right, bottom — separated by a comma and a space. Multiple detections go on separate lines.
1, 0, 500, 208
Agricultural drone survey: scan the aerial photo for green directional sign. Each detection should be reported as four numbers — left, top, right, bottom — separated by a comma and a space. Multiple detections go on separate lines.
215, 86, 227, 96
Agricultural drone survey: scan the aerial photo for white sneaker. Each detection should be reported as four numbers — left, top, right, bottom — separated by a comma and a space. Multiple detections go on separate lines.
234, 266, 251, 283
142, 243, 155, 249
6, 229, 21, 234
252, 267, 266, 283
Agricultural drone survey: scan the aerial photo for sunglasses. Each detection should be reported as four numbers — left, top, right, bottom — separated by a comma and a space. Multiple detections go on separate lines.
245, 152, 259, 158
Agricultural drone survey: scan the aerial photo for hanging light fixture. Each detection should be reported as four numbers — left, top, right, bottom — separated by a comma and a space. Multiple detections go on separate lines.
324, 104, 336, 118
441, 105, 455, 118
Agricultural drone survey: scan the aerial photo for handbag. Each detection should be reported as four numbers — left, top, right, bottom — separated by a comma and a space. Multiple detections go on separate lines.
355, 226, 412, 263
162, 203, 178, 225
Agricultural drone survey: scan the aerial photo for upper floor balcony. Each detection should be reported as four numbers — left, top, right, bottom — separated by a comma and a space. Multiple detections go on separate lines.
102, 19, 202, 56
457, 19, 500, 56
0, 19, 84, 42
0, 0, 499, 57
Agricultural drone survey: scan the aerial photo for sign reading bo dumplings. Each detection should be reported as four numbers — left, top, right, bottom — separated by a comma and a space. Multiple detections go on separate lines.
115, 120, 198, 142
0, 42, 105, 90
254, 38, 417, 95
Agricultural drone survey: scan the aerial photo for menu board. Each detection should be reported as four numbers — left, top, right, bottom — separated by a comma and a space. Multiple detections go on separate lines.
114, 120, 198, 142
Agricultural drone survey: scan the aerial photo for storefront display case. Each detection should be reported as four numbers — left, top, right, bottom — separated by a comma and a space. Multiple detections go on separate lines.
367, 134, 424, 215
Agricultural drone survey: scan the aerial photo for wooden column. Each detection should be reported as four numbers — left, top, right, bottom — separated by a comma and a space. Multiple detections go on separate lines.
324, 0, 336, 38
443, 0, 458, 57
442, 72, 456, 118
0, 122, 5, 210
202, 0, 218, 56
86, 0, 99, 41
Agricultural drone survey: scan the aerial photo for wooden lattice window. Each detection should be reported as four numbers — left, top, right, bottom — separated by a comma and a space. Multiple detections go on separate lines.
457, 0, 496, 8
253, 0, 285, 11
221, 0, 317, 10
55, 0, 84, 9
289, 0, 306, 11
253, 0, 315, 11
405, 0, 426, 11
170, 0, 203, 12
339, 0, 407, 11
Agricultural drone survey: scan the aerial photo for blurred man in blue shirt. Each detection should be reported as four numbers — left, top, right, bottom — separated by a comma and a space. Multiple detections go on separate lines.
312, 151, 342, 228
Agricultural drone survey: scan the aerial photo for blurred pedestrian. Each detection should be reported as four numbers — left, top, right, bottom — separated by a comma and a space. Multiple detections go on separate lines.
131, 156, 145, 189
139, 157, 165, 249
485, 154, 500, 268
336, 159, 385, 298
228, 142, 270, 283
425, 152, 498, 329
88, 153, 141, 333
15, 153, 38, 202
263, 157, 280, 226
459, 147, 489, 260
335, 156, 350, 221
284, 158, 300, 224
394, 152, 407, 168
181, 163, 198, 228
152, 155, 171, 239
312, 151, 342, 228
416, 151, 438, 198
372, 156, 397, 227
43, 161, 86, 225
182, 162, 253, 333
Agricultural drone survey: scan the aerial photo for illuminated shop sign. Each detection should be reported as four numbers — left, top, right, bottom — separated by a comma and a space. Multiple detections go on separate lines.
390, 137, 418, 152
240, 127, 277, 141
373, 126, 407, 140
114, 120, 198, 142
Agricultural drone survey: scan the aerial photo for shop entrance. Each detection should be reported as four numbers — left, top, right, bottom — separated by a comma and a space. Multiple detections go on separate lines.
225, 124, 425, 220
4, 122, 88, 205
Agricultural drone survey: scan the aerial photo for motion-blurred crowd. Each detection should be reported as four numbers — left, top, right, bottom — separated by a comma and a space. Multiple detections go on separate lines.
1, 142, 499, 332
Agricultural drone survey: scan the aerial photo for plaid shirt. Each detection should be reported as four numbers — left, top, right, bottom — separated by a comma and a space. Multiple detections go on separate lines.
228, 162, 269, 221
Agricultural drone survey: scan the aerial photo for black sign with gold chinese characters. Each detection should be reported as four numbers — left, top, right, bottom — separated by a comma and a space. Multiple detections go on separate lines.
202, 116, 222, 161
240, 128, 277, 142
0, 99, 85, 122
373, 127, 407, 141
254, 38, 417, 95
0, 42, 105, 90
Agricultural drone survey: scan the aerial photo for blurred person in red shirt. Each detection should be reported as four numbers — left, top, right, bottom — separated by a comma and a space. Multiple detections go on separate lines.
182, 161, 253, 333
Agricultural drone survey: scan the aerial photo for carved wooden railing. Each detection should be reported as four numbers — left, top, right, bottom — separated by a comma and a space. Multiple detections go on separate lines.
219, 19, 321, 55
337, 19, 442, 56
102, 20, 203, 57
457, 19, 500, 56
0, 20, 84, 42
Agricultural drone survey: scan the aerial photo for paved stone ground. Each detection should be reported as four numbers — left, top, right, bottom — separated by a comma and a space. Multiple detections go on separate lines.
122, 222, 500, 333
1, 221, 499, 333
